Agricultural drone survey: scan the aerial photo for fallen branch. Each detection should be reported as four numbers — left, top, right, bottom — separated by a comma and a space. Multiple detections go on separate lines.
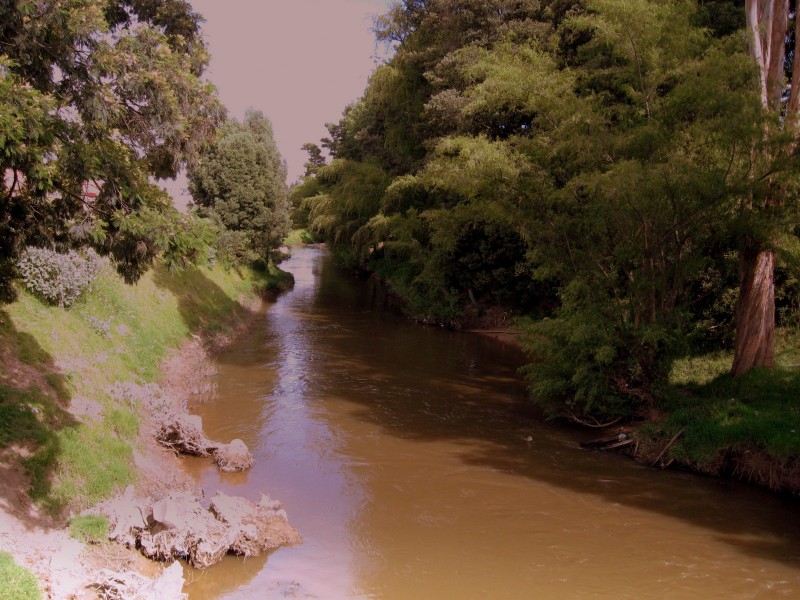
581, 434, 633, 450
604, 438, 635, 450
650, 428, 685, 468
570, 412, 624, 428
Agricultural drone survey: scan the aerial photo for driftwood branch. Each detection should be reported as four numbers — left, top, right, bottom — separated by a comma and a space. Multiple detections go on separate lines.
650, 428, 685, 468
569, 412, 624, 428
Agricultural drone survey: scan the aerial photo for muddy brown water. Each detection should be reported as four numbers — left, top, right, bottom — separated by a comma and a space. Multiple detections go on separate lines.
182, 246, 800, 600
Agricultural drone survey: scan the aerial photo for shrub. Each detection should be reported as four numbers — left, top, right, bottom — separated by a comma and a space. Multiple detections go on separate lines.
212, 228, 257, 267
85, 315, 112, 339
17, 247, 106, 308
520, 282, 678, 423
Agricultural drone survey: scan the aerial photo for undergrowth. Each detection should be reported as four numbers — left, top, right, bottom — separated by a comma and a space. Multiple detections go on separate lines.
283, 229, 316, 245
255, 263, 295, 294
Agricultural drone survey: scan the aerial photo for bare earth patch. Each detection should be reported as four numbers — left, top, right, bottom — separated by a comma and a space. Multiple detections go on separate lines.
0, 296, 298, 598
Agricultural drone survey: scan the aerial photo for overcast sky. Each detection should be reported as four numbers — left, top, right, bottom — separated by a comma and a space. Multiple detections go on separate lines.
189, 0, 391, 185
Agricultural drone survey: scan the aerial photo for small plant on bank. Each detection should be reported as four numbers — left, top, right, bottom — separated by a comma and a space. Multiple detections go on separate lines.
17, 247, 107, 308
68, 515, 110, 545
85, 315, 113, 339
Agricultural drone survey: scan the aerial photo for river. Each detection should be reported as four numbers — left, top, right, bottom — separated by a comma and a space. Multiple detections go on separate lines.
181, 245, 800, 599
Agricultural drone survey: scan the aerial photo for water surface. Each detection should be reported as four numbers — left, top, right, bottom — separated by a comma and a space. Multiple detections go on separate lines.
183, 246, 800, 599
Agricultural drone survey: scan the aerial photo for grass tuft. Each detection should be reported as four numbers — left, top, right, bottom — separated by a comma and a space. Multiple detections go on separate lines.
0, 552, 41, 600
283, 229, 316, 245
68, 514, 109, 544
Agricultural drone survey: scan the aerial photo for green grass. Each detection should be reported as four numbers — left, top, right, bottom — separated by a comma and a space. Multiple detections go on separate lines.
283, 229, 316, 245
68, 514, 109, 544
1, 260, 282, 515
0, 552, 41, 600
255, 263, 295, 293
657, 328, 800, 466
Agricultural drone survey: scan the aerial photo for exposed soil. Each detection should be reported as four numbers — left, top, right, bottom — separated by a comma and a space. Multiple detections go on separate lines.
0, 295, 273, 599
631, 440, 800, 496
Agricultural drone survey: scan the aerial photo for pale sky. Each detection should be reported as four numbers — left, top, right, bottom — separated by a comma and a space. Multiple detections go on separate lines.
191, 0, 392, 184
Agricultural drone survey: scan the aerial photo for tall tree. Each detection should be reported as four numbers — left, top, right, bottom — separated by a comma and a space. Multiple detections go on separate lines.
734, 0, 800, 375
301, 143, 327, 177
0, 0, 224, 298
188, 110, 291, 262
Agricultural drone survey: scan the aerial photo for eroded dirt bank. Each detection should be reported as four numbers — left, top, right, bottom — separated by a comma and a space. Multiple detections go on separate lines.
0, 297, 299, 599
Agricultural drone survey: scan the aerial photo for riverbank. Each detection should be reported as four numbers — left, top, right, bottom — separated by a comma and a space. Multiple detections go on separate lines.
0, 260, 293, 598
629, 333, 800, 496
466, 323, 800, 498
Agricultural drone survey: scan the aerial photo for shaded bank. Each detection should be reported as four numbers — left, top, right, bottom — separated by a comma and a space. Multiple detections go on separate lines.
350, 269, 800, 500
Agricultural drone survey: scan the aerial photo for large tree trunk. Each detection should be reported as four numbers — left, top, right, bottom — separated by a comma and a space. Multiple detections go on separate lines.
732, 248, 776, 376
737, 0, 789, 376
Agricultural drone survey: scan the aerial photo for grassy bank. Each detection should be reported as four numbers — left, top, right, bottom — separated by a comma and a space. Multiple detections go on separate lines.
283, 229, 316, 246
0, 261, 290, 516
634, 328, 800, 493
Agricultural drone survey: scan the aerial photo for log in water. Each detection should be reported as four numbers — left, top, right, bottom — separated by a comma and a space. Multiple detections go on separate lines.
181, 246, 800, 600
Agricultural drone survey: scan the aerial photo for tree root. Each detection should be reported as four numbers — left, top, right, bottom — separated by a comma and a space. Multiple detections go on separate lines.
90, 561, 186, 600
156, 414, 218, 457
569, 412, 624, 428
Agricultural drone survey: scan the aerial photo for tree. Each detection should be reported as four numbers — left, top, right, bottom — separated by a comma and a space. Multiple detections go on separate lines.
732, 0, 800, 375
0, 0, 224, 299
297, 0, 799, 419
301, 143, 327, 177
188, 110, 291, 262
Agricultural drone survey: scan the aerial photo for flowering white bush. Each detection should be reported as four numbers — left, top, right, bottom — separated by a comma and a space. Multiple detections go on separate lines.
86, 315, 113, 339
17, 247, 107, 308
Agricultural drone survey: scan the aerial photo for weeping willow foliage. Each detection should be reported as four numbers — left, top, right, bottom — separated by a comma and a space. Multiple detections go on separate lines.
303, 160, 393, 265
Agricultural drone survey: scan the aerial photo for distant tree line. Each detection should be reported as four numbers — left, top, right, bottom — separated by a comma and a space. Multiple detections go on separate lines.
293, 0, 800, 421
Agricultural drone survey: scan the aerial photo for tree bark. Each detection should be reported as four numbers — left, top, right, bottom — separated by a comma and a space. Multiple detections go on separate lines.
732, 247, 776, 376
736, 0, 787, 376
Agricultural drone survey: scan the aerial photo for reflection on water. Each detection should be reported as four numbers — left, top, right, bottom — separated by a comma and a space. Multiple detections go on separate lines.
183, 246, 800, 600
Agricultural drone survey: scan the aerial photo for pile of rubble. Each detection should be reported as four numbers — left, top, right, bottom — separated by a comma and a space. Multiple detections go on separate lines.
96, 486, 301, 570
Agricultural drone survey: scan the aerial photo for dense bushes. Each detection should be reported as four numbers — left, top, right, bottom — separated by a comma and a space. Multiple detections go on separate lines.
295, 0, 800, 423
17, 247, 107, 308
